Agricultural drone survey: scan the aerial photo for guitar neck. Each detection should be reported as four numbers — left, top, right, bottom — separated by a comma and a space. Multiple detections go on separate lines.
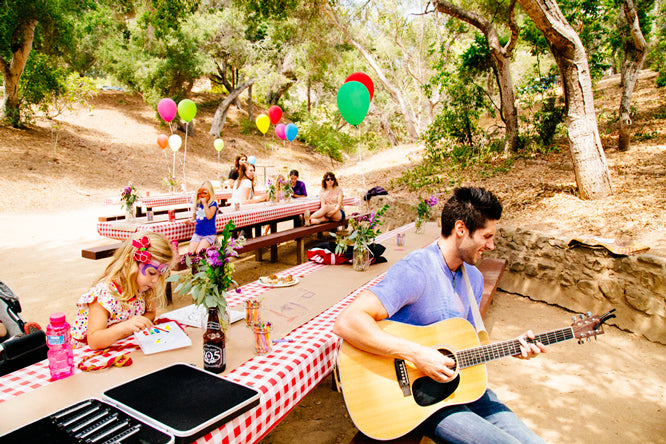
456, 327, 574, 369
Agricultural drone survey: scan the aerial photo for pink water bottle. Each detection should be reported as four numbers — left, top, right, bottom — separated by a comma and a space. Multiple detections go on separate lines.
46, 313, 74, 380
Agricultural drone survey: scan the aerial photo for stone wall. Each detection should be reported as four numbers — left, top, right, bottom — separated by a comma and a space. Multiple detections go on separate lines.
487, 227, 666, 345
365, 197, 666, 345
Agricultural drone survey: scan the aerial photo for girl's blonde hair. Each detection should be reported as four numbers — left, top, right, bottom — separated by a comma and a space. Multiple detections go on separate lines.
192, 180, 215, 214
97, 231, 173, 310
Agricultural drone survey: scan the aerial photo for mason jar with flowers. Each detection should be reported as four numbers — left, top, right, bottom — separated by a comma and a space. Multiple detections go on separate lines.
120, 183, 140, 220
413, 195, 438, 233
333, 204, 389, 272
167, 220, 245, 372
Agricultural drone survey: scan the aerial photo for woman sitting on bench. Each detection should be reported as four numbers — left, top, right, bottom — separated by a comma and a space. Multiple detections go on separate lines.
306, 172, 344, 226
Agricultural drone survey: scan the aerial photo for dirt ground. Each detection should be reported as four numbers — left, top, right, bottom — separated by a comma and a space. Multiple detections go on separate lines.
0, 71, 665, 443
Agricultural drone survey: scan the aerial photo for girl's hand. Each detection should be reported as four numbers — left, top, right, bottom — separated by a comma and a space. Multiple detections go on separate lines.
121, 315, 154, 335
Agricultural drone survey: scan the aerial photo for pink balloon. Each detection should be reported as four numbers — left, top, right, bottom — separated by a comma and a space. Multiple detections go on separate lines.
157, 98, 177, 122
275, 123, 286, 140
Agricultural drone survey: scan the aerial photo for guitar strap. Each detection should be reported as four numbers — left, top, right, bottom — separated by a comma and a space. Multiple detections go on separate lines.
461, 263, 490, 345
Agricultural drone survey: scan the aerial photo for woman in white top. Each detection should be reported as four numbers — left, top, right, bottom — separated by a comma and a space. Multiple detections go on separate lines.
231, 163, 268, 204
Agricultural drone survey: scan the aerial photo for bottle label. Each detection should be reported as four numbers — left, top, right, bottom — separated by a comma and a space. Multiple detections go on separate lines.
203, 344, 226, 367
207, 321, 221, 330
47, 334, 66, 346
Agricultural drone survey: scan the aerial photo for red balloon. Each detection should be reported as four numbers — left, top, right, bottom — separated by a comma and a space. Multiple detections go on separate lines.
345, 72, 374, 101
268, 105, 283, 125
157, 134, 168, 149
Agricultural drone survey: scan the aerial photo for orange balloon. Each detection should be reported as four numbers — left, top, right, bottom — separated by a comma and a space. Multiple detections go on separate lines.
157, 134, 168, 149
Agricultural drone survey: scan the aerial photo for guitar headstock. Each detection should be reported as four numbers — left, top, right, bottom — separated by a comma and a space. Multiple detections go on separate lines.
571, 309, 616, 343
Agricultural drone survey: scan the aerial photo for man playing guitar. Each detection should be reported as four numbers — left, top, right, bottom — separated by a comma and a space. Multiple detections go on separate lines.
333, 187, 547, 443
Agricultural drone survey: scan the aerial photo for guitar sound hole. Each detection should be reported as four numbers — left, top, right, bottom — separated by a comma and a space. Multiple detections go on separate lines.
412, 348, 459, 407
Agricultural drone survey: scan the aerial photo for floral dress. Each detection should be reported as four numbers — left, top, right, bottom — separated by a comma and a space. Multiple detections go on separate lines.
71, 282, 146, 346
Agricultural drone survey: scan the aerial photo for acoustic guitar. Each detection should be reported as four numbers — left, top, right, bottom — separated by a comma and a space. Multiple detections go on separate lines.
336, 310, 615, 441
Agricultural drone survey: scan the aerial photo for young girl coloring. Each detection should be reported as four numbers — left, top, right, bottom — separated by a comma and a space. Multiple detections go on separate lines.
71, 231, 173, 350
187, 180, 219, 254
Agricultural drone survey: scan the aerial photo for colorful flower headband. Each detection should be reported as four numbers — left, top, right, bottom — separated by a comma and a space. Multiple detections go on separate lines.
132, 236, 168, 275
132, 236, 152, 263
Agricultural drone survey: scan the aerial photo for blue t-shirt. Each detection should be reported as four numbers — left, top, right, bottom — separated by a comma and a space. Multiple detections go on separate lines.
194, 201, 218, 236
370, 243, 484, 327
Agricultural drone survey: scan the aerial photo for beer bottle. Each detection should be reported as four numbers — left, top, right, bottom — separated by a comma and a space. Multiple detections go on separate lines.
203, 307, 226, 373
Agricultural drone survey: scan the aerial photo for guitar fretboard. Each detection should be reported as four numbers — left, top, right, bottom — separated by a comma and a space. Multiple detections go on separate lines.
456, 327, 574, 368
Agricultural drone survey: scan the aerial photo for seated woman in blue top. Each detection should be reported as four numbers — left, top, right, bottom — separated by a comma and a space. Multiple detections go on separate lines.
289, 169, 307, 198
187, 180, 218, 254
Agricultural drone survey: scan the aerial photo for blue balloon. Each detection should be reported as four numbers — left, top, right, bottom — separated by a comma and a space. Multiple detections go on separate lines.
285, 123, 298, 142
247, 155, 256, 165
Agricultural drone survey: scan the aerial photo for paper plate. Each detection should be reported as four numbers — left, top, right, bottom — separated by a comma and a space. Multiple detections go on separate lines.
258, 276, 300, 287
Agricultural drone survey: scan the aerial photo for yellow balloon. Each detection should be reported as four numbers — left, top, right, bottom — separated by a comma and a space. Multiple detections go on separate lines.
214, 138, 224, 152
255, 114, 270, 134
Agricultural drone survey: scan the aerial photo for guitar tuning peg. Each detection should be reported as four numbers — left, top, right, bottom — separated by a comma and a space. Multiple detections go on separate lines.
579, 314, 585, 320
572, 316, 578, 322
586, 311, 592, 317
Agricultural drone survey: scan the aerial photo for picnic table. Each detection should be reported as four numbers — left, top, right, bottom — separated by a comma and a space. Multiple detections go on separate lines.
102, 190, 241, 220
0, 222, 425, 442
96, 196, 360, 242
2, 222, 507, 443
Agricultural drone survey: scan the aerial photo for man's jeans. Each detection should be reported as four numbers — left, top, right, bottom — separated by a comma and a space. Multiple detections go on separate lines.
421, 389, 546, 444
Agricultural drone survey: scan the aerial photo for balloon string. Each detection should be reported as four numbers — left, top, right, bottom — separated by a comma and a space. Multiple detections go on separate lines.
163, 151, 171, 182
358, 124, 368, 212
182, 123, 188, 192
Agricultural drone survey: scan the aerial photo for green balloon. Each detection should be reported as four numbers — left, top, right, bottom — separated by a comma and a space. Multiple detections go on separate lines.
337, 81, 370, 126
177, 99, 197, 122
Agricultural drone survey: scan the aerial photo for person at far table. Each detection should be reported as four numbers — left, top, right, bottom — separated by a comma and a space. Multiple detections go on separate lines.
225, 153, 247, 188
71, 231, 173, 350
333, 187, 546, 444
289, 169, 307, 198
231, 163, 268, 205
186, 180, 218, 254
305, 172, 344, 226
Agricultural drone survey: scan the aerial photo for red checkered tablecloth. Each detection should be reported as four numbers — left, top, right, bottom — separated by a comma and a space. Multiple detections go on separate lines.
0, 223, 414, 443
104, 191, 234, 208
97, 197, 360, 242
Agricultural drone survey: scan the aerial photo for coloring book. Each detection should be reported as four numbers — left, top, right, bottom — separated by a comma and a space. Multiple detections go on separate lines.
134, 321, 192, 354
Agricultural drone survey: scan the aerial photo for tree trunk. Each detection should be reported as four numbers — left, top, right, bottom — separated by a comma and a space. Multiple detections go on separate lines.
618, 0, 648, 152
247, 84, 253, 122
323, 5, 420, 141
434, 0, 520, 152
369, 103, 399, 146
307, 78, 311, 114
517, 0, 613, 199
210, 79, 255, 137
1, 20, 37, 127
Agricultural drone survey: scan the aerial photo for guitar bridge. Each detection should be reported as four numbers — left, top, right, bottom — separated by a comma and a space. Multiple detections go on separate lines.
394, 359, 411, 397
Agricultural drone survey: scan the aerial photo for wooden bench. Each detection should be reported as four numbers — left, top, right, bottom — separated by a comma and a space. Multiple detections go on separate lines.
346, 257, 507, 444
236, 219, 348, 263
81, 242, 124, 260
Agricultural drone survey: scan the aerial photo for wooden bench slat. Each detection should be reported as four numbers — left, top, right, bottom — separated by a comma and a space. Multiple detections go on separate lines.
237, 219, 347, 263
81, 242, 124, 260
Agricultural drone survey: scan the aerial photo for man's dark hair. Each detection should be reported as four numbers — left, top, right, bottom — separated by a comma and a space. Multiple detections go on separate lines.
289, 169, 299, 177
440, 187, 502, 237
